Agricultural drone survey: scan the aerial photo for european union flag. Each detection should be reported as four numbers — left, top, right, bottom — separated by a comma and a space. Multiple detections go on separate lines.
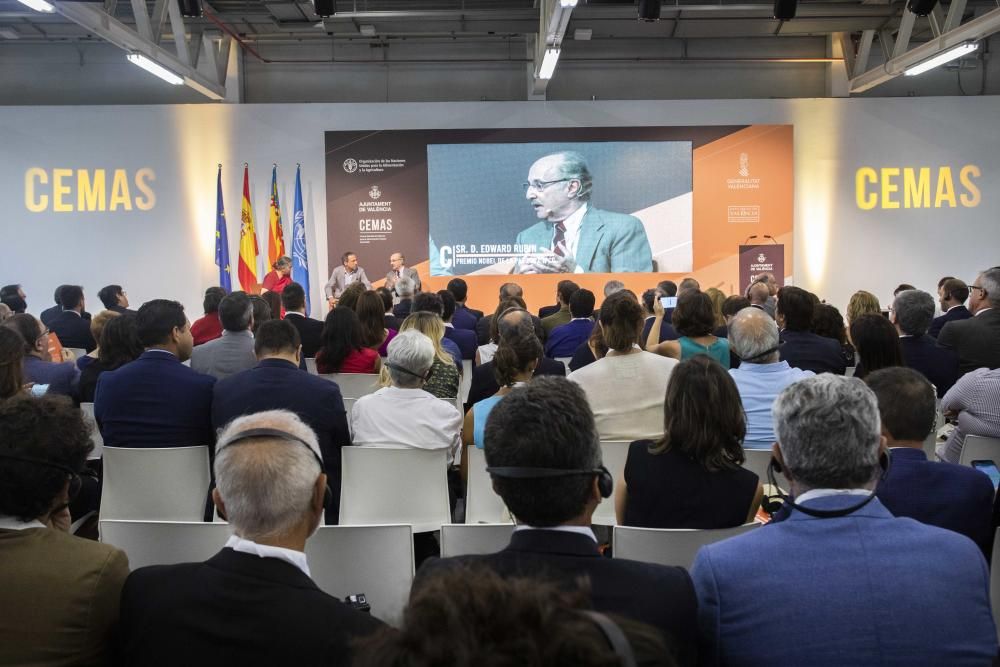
216, 165, 233, 292
292, 165, 311, 315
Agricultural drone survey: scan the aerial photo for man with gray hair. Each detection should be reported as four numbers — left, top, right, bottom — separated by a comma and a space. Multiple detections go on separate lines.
190, 290, 257, 380
692, 375, 997, 666
938, 267, 1000, 374
391, 275, 416, 320
891, 289, 958, 397
727, 307, 813, 449
603, 279, 625, 297
117, 410, 383, 665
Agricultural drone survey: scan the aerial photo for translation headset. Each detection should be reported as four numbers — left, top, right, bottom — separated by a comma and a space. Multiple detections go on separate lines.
486, 465, 614, 499
580, 611, 638, 667
384, 361, 431, 382
734, 340, 784, 364
763, 449, 891, 519
218, 428, 333, 508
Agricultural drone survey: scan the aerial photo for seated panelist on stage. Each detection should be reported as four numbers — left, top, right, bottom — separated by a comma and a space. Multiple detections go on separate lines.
117, 410, 383, 666
325, 251, 371, 308
384, 252, 421, 294
261, 255, 293, 294
513, 152, 653, 274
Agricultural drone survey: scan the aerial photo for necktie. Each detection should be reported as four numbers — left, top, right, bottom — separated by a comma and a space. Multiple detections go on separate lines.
552, 222, 567, 258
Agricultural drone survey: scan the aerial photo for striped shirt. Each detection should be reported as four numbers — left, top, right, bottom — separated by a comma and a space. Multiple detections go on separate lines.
938, 367, 1000, 463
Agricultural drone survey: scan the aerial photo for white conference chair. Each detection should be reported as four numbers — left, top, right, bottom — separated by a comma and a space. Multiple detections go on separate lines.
305, 357, 318, 374
459, 359, 473, 403
592, 440, 630, 526
465, 446, 512, 524
340, 447, 451, 533
320, 373, 380, 399
79, 402, 103, 460
343, 397, 357, 419
555, 357, 572, 368
990, 528, 1000, 642
307, 524, 414, 625
440, 523, 515, 557
741, 448, 789, 491
66, 347, 87, 361
100, 446, 211, 522
959, 435, 1000, 468
613, 523, 760, 570
99, 520, 231, 568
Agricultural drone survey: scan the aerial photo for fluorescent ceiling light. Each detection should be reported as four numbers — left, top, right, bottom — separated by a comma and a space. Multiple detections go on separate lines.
538, 48, 560, 80
560, 0, 578, 6
904, 41, 978, 76
126, 53, 183, 85
16, 0, 54, 13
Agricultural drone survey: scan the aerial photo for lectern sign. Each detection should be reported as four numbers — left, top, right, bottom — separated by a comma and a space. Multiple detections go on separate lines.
739, 244, 784, 294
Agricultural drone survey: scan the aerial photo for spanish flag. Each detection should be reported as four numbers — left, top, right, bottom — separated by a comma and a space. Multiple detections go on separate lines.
267, 165, 285, 266
238, 164, 259, 291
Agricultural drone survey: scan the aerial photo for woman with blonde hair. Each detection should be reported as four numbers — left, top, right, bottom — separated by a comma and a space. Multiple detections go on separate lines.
398, 311, 460, 399
846, 290, 881, 344
705, 287, 727, 331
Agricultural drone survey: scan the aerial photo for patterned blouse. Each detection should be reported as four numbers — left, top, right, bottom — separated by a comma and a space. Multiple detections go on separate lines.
423, 357, 460, 400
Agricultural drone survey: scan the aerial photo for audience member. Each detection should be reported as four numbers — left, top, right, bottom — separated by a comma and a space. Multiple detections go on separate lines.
477, 296, 525, 366
439, 290, 476, 361
49, 285, 96, 352
728, 307, 813, 449
545, 289, 595, 358
867, 367, 994, 557
893, 283, 916, 296
94, 299, 215, 448
316, 307, 380, 375
356, 289, 397, 357
325, 251, 372, 308
117, 410, 382, 666
392, 276, 416, 319
412, 292, 463, 366
191, 291, 257, 380
418, 377, 699, 665
40, 285, 69, 327
0, 327, 27, 400
261, 289, 283, 322
604, 279, 625, 297
76, 309, 119, 371
719, 294, 751, 366
212, 320, 351, 523
0, 394, 129, 666
691, 374, 998, 666
541, 280, 578, 334
399, 311, 460, 399
569, 291, 677, 441
97, 284, 134, 314
850, 313, 904, 379
337, 282, 366, 313
191, 286, 226, 346
378, 286, 403, 331
938, 367, 1000, 464
938, 267, 1000, 374
929, 277, 971, 338
0, 303, 10, 323
249, 294, 273, 335
704, 287, 726, 330
810, 302, 855, 367
776, 286, 846, 375
617, 355, 761, 528
360, 566, 675, 667
350, 331, 462, 465
467, 308, 565, 407
281, 281, 324, 359
747, 282, 770, 315
642, 288, 680, 344
0, 284, 26, 314
678, 277, 700, 294
891, 289, 959, 396
3, 314, 79, 398
758, 273, 779, 318
567, 319, 607, 372
647, 290, 730, 368
476, 283, 545, 345
79, 314, 144, 403
447, 278, 482, 330
846, 290, 881, 336
261, 255, 293, 294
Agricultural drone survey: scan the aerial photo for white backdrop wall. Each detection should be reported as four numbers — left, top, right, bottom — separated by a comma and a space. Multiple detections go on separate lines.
1, 97, 997, 320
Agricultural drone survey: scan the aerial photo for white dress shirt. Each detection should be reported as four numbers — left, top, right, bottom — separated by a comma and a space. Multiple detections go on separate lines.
0, 516, 46, 530
350, 386, 463, 464
513, 524, 597, 542
795, 488, 873, 504
225, 534, 311, 577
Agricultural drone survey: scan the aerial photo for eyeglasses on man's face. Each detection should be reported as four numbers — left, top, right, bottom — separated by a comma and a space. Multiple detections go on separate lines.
970, 285, 986, 295
523, 178, 570, 192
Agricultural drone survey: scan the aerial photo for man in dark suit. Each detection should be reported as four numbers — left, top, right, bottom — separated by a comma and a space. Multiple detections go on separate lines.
891, 289, 959, 397
40, 285, 67, 327
929, 277, 972, 338
447, 278, 482, 331
375, 287, 403, 331
544, 289, 595, 358
477, 282, 545, 345
938, 268, 1000, 374
438, 290, 477, 360
281, 282, 324, 360
392, 275, 416, 320
418, 377, 698, 665
777, 286, 846, 375
94, 299, 215, 448
467, 309, 565, 407
867, 367, 994, 557
212, 319, 351, 523
48, 285, 96, 352
97, 284, 136, 315
117, 411, 382, 666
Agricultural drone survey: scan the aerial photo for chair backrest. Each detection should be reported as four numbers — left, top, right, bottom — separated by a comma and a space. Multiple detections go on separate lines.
741, 448, 789, 491
307, 524, 414, 625
991, 528, 1000, 642
340, 447, 451, 532
99, 520, 231, 567
67, 347, 87, 360
555, 356, 572, 367
465, 446, 512, 524
592, 440, 630, 526
440, 523, 516, 557
343, 397, 357, 419
613, 523, 760, 569
459, 359, 473, 403
79, 402, 103, 460
101, 446, 211, 521
320, 373, 380, 399
305, 357, 318, 374
960, 435, 1000, 468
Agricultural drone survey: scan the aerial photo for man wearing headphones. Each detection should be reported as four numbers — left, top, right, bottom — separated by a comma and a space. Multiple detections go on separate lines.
416, 376, 698, 666
691, 375, 997, 666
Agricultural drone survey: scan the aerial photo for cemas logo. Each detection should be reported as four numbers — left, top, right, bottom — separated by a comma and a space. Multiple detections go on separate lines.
25, 168, 156, 213
855, 165, 980, 210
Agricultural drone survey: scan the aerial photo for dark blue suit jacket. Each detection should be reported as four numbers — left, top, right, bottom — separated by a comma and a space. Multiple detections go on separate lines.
779, 329, 847, 375
94, 350, 216, 448
212, 358, 351, 523
23, 355, 79, 399
538, 304, 560, 319
392, 299, 412, 320
929, 305, 972, 338
642, 315, 679, 344
444, 325, 477, 361
877, 447, 995, 557
451, 305, 482, 331
49, 310, 96, 352
545, 319, 594, 358
900, 334, 959, 397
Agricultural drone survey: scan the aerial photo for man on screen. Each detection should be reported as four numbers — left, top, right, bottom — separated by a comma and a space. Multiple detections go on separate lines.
513, 152, 653, 274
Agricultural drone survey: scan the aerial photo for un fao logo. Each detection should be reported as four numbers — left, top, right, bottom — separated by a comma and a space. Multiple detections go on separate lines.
757, 253, 767, 263
343, 158, 358, 173
369, 185, 382, 200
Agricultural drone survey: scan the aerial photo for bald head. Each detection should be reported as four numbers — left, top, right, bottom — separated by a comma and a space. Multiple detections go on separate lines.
499, 283, 523, 300
498, 308, 533, 339
729, 307, 781, 364
748, 282, 770, 305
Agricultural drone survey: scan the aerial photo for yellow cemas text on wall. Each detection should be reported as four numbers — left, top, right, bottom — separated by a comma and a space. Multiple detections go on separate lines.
855, 165, 981, 210
24, 168, 156, 212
